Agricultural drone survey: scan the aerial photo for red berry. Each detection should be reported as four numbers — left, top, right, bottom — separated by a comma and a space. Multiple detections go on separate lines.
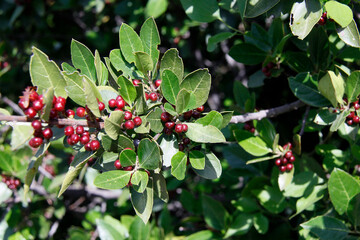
175, 124, 183, 133
42, 128, 53, 139
155, 79, 162, 88
161, 112, 171, 122
32, 100, 43, 111
64, 126, 74, 136
196, 106, 204, 112
50, 109, 57, 119
70, 134, 80, 144
33, 130, 43, 138
75, 126, 84, 135
124, 111, 133, 120
165, 121, 175, 129
85, 142, 92, 151
182, 124, 188, 132
54, 102, 65, 112
285, 151, 293, 159
149, 92, 158, 102
132, 79, 141, 86
286, 163, 294, 171
179, 144, 185, 151
66, 136, 73, 145
90, 140, 100, 151
280, 165, 287, 172
66, 109, 75, 118
192, 111, 200, 119
29, 137, 43, 148
348, 111, 355, 119
318, 16, 326, 25
29, 91, 39, 101
31, 120, 42, 130
76, 107, 86, 117
289, 155, 296, 163
98, 101, 105, 111
80, 135, 90, 145
133, 116, 142, 126
123, 166, 133, 171
353, 116, 360, 124
116, 99, 125, 109
114, 159, 122, 170
52, 96, 57, 105
283, 142, 293, 150
56, 96, 66, 105
18, 98, 27, 110
275, 158, 282, 166
116, 95, 123, 101
108, 99, 116, 108
183, 110, 193, 120
145, 93, 149, 100
25, 107, 37, 118
164, 128, 173, 135
281, 157, 288, 165
347, 119, 354, 125
14, 179, 20, 187
354, 102, 360, 110
82, 131, 90, 137
183, 137, 190, 145
124, 120, 135, 130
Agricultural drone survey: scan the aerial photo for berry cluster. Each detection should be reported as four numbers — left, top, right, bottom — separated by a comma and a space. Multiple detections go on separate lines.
275, 143, 296, 172
132, 79, 161, 102
318, 12, 327, 25
63, 125, 100, 151
262, 62, 275, 77
346, 100, 360, 126
243, 121, 255, 133
1, 175, 21, 190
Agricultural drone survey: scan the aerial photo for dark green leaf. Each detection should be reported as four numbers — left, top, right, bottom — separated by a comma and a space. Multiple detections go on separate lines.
252, 185, 286, 214
71, 39, 97, 82
130, 179, 154, 224
253, 213, 269, 234
131, 170, 149, 193
207, 32, 235, 52
138, 139, 161, 170
193, 152, 222, 179
255, 118, 276, 147
347, 193, 360, 227
233, 81, 250, 109
185, 123, 226, 143
153, 172, 169, 202
283, 171, 324, 198
180, 0, 220, 23
202, 195, 228, 230
186, 230, 215, 240
229, 43, 267, 65
284, 52, 314, 72
345, 71, 360, 103
232, 197, 260, 213
119, 23, 144, 64
308, 27, 330, 71
314, 109, 337, 125
94, 170, 132, 190
239, 0, 279, 18
171, 151, 187, 180
224, 213, 253, 238
244, 23, 271, 52
301, 216, 349, 240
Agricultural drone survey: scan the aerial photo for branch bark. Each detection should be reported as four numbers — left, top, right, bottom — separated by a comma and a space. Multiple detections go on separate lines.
230, 100, 306, 124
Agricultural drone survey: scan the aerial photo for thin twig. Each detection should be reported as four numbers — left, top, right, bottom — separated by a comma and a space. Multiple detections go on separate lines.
230, 100, 306, 124
299, 106, 310, 136
1, 96, 24, 115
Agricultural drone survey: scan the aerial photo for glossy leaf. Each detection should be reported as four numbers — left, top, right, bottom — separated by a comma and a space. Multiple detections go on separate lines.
229, 43, 267, 65
134, 51, 153, 76
224, 213, 253, 238
234, 129, 272, 156
94, 170, 132, 190
161, 69, 180, 105
30, 47, 67, 97
160, 48, 184, 83
104, 111, 125, 140
318, 71, 345, 107
255, 118, 276, 147
171, 151, 187, 180
284, 171, 324, 198
239, 0, 280, 18
337, 19, 360, 48
207, 32, 235, 52
117, 76, 137, 106
140, 17, 160, 70
328, 168, 360, 215
195, 111, 223, 129
278, 168, 294, 191
314, 109, 337, 125
345, 71, 360, 103
119, 23, 144, 64
253, 213, 269, 234
185, 123, 225, 143
130, 180, 154, 224
119, 149, 136, 167
325, 1, 353, 28
189, 150, 205, 170
71, 39, 97, 82
138, 139, 161, 170
301, 216, 349, 240
252, 185, 286, 214
180, 0, 220, 23
202, 195, 228, 230
193, 152, 222, 179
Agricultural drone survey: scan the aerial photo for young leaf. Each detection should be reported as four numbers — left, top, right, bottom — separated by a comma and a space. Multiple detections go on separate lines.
140, 17, 160, 70
189, 150, 205, 170
146, 108, 163, 133
202, 195, 228, 231
195, 110, 223, 129
161, 69, 180, 105
325, 1, 353, 28
94, 170, 132, 190
83, 78, 101, 117
138, 139, 161, 170
104, 111, 125, 140
337, 20, 360, 48
234, 129, 272, 157
134, 51, 153, 76
71, 39, 97, 82
318, 71, 345, 107
119, 23, 144, 64
180, 0, 220, 23
119, 149, 136, 167
117, 76, 137, 106
160, 48, 184, 84
193, 152, 222, 179
289, 0, 322, 40
159, 134, 179, 167
185, 123, 226, 143
345, 71, 360, 103
130, 180, 154, 224
300, 216, 349, 240
171, 151, 187, 180
30, 47, 67, 97
328, 168, 360, 215
176, 89, 191, 114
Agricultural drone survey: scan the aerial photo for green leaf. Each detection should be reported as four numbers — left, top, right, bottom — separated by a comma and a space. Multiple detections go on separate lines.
145, 0, 168, 19
207, 32, 235, 52
224, 213, 253, 238
0, 182, 12, 205
347, 193, 360, 227
185, 123, 225, 143
330, 110, 349, 132
284, 52, 314, 72
10, 125, 33, 151
229, 43, 267, 65
345, 71, 360, 103
278, 168, 294, 191
244, 23, 272, 52
252, 185, 286, 214
161, 69, 180, 105
146, 108, 163, 133
94, 170, 132, 190
131, 170, 149, 193
325, 1, 353, 28
109, 49, 136, 79
176, 89, 191, 114
220, 111, 233, 129
232, 197, 260, 213
318, 71, 345, 107
171, 151, 187, 180
71, 39, 97, 82
289, 0, 322, 40
119, 149, 136, 167
308, 27, 330, 71
134, 83, 147, 115
102, 134, 135, 153
180, 0, 220, 23
104, 111, 124, 140
94, 50, 107, 86
289, 72, 331, 107
202, 195, 228, 230
134, 51, 153, 76
58, 151, 96, 197
160, 48, 184, 83
40, 87, 54, 122
140, 17, 160, 71
96, 219, 125, 240
233, 81, 251, 109
189, 150, 205, 170
234, 129, 272, 156
301, 216, 349, 240
253, 213, 269, 234
159, 134, 179, 168
195, 111, 223, 129
138, 139, 161, 170
63, 71, 86, 106
130, 179, 154, 224
186, 230, 215, 240
61, 62, 76, 74
254, 118, 276, 147
30, 47, 67, 97
314, 109, 337, 125
246, 155, 279, 165
328, 168, 360, 215
119, 23, 144, 64
98, 86, 119, 111
83, 77, 102, 117
337, 19, 360, 48
239, 0, 280, 18
193, 152, 222, 179
129, 217, 151, 240
153, 172, 169, 202
117, 76, 137, 106
284, 171, 324, 198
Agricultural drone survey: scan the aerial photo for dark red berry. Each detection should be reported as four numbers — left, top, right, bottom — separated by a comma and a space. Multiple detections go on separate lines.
42, 128, 53, 139
280, 165, 287, 172
124, 111, 132, 120
354, 102, 360, 110
25, 107, 37, 118
281, 158, 288, 165
183, 110, 193, 120
182, 124, 188, 133
347, 119, 354, 125
56, 96, 66, 105
70, 134, 80, 144
133, 116, 142, 126
14, 179, 20, 187
85, 142, 92, 151
116, 99, 125, 109
80, 135, 90, 145
76, 107, 86, 117
164, 128, 173, 135
285, 151, 292, 159
283, 142, 292, 150
18, 98, 27, 110
98, 101, 105, 111
29, 137, 43, 148
132, 79, 141, 86
179, 144, 185, 151
183, 137, 190, 145
75, 126, 84, 135
32, 100, 43, 111
124, 120, 135, 130
289, 155, 296, 163
348, 111, 355, 119
33, 130, 43, 138
82, 131, 90, 137
165, 121, 175, 129
90, 140, 100, 151
66, 109, 75, 118
108, 99, 116, 108
155, 79, 161, 88
29, 91, 39, 101
54, 102, 65, 112
64, 126, 74, 136
66, 136, 73, 145
192, 111, 200, 119
149, 92, 158, 102
196, 106, 204, 112
286, 163, 294, 171
175, 124, 183, 133
161, 112, 171, 122
318, 16, 326, 25
145, 93, 149, 100
275, 158, 282, 166
114, 159, 122, 170
31, 120, 42, 130
50, 109, 57, 119
124, 166, 133, 171
353, 116, 360, 124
